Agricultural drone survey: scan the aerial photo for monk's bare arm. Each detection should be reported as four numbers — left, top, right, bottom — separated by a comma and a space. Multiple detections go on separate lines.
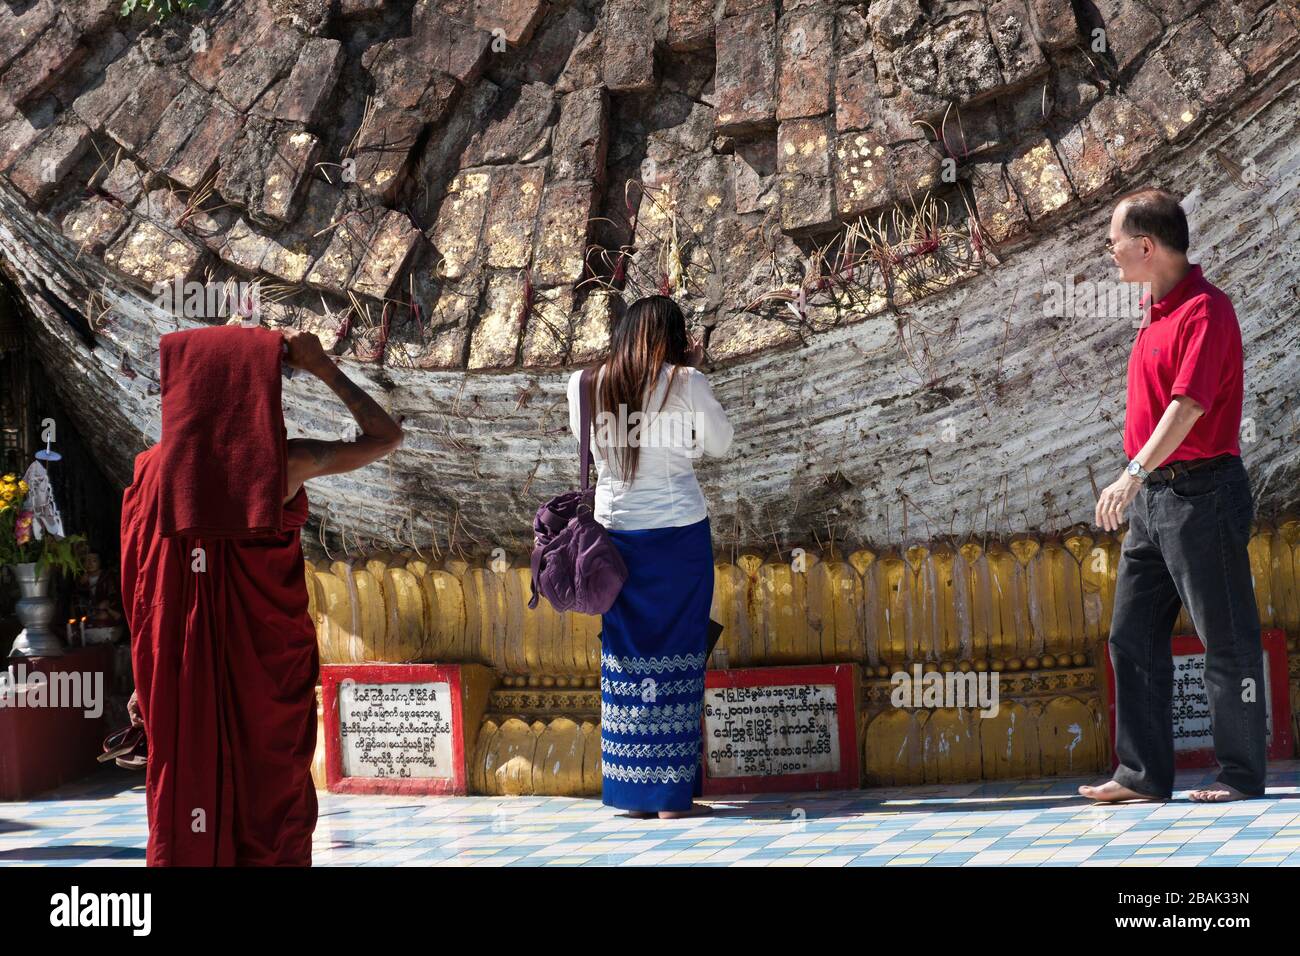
281, 330, 403, 497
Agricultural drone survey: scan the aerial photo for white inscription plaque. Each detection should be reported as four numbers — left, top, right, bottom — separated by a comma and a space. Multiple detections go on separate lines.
337, 679, 454, 780
1172, 650, 1273, 752
703, 683, 841, 778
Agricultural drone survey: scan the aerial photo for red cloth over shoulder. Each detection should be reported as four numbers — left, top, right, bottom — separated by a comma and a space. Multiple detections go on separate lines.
157, 325, 287, 537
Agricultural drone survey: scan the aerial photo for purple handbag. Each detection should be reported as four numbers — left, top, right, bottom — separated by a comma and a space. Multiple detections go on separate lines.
528, 367, 628, 615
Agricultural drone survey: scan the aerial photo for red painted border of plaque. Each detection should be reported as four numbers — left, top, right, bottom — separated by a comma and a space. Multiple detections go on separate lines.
1102, 629, 1293, 770
321, 663, 468, 795
701, 664, 861, 795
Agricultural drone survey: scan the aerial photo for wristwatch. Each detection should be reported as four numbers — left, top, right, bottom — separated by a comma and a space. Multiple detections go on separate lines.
1125, 458, 1150, 484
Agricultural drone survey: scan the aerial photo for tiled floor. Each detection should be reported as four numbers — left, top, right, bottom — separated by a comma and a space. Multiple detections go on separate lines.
3, 762, 1300, 866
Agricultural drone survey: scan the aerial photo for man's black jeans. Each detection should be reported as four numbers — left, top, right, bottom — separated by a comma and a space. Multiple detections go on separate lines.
1108, 454, 1267, 798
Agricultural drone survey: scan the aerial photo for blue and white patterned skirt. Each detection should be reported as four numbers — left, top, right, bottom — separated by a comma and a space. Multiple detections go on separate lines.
599, 516, 713, 812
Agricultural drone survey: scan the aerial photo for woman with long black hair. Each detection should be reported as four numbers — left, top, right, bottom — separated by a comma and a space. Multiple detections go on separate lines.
567, 295, 734, 819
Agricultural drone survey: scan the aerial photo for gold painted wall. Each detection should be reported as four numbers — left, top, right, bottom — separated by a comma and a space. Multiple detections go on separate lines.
306, 519, 1300, 794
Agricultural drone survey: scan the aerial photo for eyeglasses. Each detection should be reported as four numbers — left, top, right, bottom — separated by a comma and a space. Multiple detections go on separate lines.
1105, 234, 1148, 253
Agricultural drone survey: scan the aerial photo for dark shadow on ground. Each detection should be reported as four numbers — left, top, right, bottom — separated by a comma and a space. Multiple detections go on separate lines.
0, 844, 146, 862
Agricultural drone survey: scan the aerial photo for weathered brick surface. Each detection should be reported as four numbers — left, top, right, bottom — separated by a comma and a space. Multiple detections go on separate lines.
260, 36, 343, 124
72, 48, 147, 132
364, 38, 461, 120
556, 26, 603, 93
218, 217, 274, 273
306, 206, 383, 296
217, 27, 303, 113
520, 286, 576, 366
0, 12, 86, 116
1161, 17, 1248, 108
568, 288, 616, 364
1005, 137, 1075, 221
985, 0, 1048, 88
351, 210, 421, 300
6, 115, 91, 205
834, 47, 877, 133
734, 139, 777, 214
867, 0, 925, 49
263, 129, 319, 224
414, 14, 491, 85
465, 82, 557, 165
1027, 0, 1079, 48
1084, 0, 1163, 73
337, 0, 388, 16
216, 118, 319, 226
65, 0, 117, 35
0, 1, 57, 75
890, 11, 1004, 109
1053, 118, 1118, 200
715, 6, 778, 135
104, 66, 185, 154
61, 196, 129, 253
468, 270, 526, 368
260, 234, 314, 285
139, 83, 210, 171
1230, 2, 1300, 76
1125, 52, 1202, 141
603, 0, 656, 93
430, 170, 493, 280
967, 161, 1029, 244
777, 115, 833, 233
473, 0, 547, 46
550, 88, 609, 184
189, 11, 272, 90
0, 103, 54, 176
98, 157, 153, 206
351, 109, 430, 203
484, 165, 545, 269
1087, 93, 1162, 174
0, 0, 1286, 383
167, 104, 242, 190
834, 131, 893, 218
103, 219, 207, 290
666, 0, 717, 52
532, 178, 598, 285
777, 4, 833, 121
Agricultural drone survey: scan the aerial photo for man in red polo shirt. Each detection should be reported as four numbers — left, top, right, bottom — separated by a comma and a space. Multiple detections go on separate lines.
1080, 188, 1265, 804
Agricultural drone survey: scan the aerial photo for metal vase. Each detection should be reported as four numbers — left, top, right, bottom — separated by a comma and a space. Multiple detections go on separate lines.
9, 562, 64, 658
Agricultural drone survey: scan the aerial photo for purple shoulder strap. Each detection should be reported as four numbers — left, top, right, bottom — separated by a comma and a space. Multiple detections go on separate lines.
579, 366, 596, 491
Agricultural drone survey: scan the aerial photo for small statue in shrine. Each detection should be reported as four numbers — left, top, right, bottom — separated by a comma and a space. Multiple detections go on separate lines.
76, 551, 123, 629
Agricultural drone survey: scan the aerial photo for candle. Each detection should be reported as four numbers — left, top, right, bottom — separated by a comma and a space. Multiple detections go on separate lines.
67, 619, 74, 642
79, 617, 86, 643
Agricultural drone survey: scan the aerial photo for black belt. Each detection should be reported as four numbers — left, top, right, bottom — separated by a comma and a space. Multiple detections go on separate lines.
1145, 453, 1237, 484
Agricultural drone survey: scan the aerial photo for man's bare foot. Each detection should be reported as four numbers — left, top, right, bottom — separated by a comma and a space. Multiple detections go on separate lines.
1078, 780, 1162, 803
658, 803, 714, 820
1187, 782, 1253, 803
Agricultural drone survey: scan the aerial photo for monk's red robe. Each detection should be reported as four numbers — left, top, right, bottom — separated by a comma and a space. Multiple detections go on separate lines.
121, 446, 319, 866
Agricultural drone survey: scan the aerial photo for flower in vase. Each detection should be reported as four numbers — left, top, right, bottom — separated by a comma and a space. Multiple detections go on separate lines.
15, 510, 33, 545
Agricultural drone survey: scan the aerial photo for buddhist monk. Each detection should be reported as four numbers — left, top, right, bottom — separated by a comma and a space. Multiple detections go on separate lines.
121, 326, 402, 866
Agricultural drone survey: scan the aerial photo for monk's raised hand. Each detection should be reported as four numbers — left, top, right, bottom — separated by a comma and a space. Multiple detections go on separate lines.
281, 328, 328, 373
